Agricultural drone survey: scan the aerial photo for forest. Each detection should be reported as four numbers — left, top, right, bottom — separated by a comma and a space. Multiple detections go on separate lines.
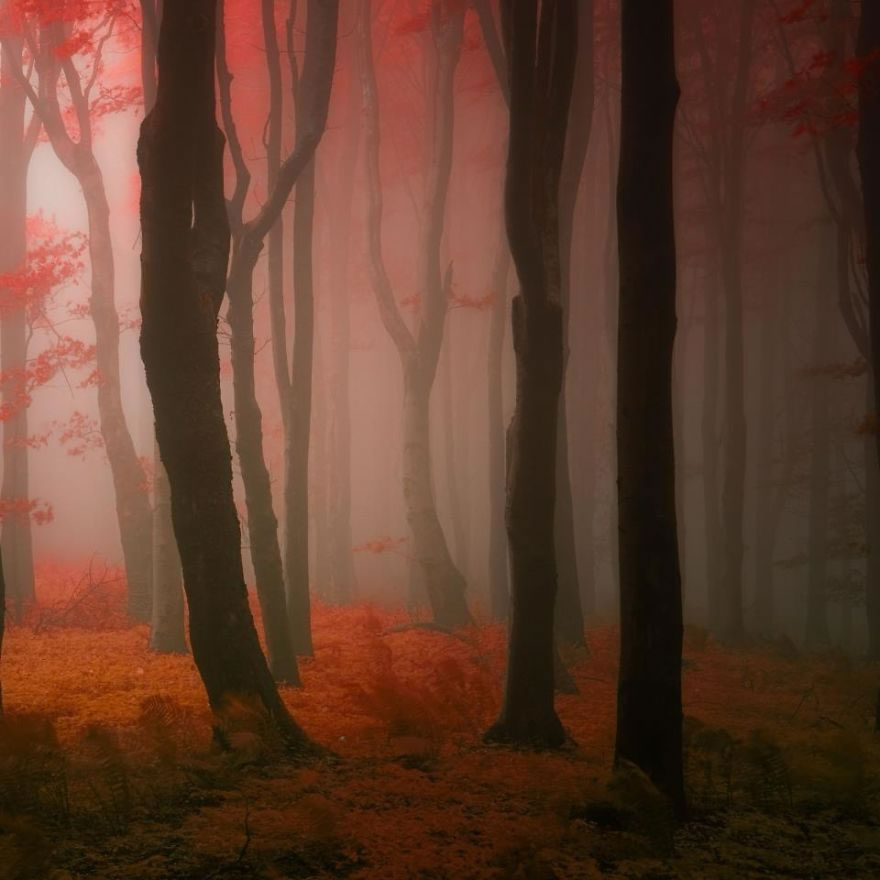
1, 0, 880, 877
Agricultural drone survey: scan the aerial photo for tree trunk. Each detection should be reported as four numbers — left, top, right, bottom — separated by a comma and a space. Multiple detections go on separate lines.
488, 242, 511, 620
285, 153, 317, 656
327, 35, 360, 604
150, 445, 187, 653
485, 0, 576, 749
866, 377, 880, 660
226, 260, 301, 682
441, 325, 469, 577
356, 0, 472, 627
615, 0, 685, 814
403, 362, 472, 627
753, 280, 779, 636
138, 0, 309, 746
0, 547, 5, 714
858, 0, 880, 665
80, 156, 154, 623
554, 0, 594, 649
805, 230, 834, 649
0, 37, 35, 615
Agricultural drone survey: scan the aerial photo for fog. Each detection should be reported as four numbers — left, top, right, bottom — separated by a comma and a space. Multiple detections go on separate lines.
1, 1, 879, 875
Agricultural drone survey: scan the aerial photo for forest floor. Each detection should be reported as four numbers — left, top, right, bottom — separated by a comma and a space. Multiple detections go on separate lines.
1, 561, 880, 879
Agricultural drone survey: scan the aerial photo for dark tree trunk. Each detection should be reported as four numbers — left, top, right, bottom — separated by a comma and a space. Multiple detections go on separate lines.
0, 37, 35, 616
485, 0, 577, 749
0, 548, 5, 714
150, 446, 187, 653
217, 0, 339, 674
141, 0, 184, 653
284, 150, 317, 656
488, 242, 511, 620
138, 0, 309, 746
858, 0, 880, 663
554, 0, 595, 647
866, 382, 880, 660
805, 230, 834, 649
615, 0, 684, 814
356, 0, 472, 628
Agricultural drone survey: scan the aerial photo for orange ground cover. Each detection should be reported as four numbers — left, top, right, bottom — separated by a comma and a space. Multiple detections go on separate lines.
2, 560, 879, 879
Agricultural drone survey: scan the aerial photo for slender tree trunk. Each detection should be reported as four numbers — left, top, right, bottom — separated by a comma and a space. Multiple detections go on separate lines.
285, 152, 317, 656
718, 0, 755, 645
488, 242, 511, 620
753, 281, 780, 636
150, 445, 187, 653
805, 230, 834, 649
357, 0, 472, 627
138, 0, 309, 746
702, 274, 722, 630
79, 157, 154, 623
554, 0, 594, 648
0, 547, 5, 714
858, 0, 880, 663
0, 37, 35, 615
327, 37, 360, 604
141, 0, 184, 652
864, 379, 880, 659
485, 0, 576, 748
226, 261, 301, 681
441, 325, 469, 576
615, 0, 684, 814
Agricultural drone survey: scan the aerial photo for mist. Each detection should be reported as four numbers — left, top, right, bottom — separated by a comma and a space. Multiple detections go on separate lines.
1, 1, 879, 878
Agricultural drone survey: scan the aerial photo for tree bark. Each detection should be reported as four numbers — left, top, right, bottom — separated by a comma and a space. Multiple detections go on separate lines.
326, 26, 361, 604
858, 0, 880, 664
554, 0, 594, 647
485, 0, 576, 748
138, 0, 309, 747
356, 0, 472, 628
0, 36, 35, 615
615, 0, 685, 813
488, 242, 511, 620
0, 547, 5, 715
284, 150, 317, 656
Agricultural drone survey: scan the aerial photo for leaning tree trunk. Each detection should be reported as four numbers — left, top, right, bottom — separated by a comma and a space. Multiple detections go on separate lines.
0, 36, 35, 615
488, 241, 511, 620
554, 0, 594, 648
139, 0, 309, 746
805, 229, 834, 649
0, 547, 4, 714
285, 152, 317, 656
615, 0, 685, 814
485, 0, 576, 748
150, 447, 187, 653
357, 0, 472, 628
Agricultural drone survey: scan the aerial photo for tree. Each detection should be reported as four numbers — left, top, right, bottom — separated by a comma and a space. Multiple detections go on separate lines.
216, 0, 339, 667
139, 0, 186, 655
0, 32, 39, 614
484, 0, 577, 748
2, 1, 154, 622
554, 0, 595, 647
615, 0, 684, 812
138, 0, 309, 747
0, 547, 4, 715
357, 0, 472, 629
